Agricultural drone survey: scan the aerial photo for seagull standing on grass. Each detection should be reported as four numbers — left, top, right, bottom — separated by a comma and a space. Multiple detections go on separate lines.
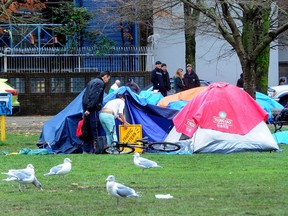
2, 164, 43, 192
44, 158, 72, 177
106, 175, 140, 206
133, 152, 161, 174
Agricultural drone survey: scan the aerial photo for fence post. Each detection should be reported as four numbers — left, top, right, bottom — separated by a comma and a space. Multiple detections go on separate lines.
3, 48, 8, 72
0, 115, 5, 141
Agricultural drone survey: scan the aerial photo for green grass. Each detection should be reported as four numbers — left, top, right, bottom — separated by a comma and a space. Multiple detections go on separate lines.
0, 133, 287, 215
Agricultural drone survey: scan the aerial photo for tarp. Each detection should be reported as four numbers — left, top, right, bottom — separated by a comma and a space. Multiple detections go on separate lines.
139, 90, 163, 105
38, 91, 84, 154
38, 87, 178, 154
255, 91, 283, 122
157, 86, 207, 108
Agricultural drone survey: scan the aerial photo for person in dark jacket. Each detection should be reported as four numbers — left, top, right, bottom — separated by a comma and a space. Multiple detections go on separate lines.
174, 68, 185, 93
82, 70, 111, 153
183, 64, 200, 89
161, 63, 171, 96
150, 61, 166, 96
236, 73, 244, 88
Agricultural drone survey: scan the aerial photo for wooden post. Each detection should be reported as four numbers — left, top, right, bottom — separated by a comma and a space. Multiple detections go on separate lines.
1, 115, 5, 141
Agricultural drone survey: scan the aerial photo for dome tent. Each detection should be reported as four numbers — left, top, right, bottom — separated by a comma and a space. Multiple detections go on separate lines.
169, 82, 279, 154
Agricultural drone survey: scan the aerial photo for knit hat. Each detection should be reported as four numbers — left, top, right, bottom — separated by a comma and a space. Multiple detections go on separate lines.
186, 64, 192, 67
161, 63, 167, 67
155, 61, 162, 65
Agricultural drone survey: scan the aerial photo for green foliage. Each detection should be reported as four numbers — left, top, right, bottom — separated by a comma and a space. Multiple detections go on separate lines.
0, 133, 287, 215
52, 2, 93, 47
93, 37, 115, 56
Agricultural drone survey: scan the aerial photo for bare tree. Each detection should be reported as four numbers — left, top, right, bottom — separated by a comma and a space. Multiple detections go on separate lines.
178, 0, 288, 97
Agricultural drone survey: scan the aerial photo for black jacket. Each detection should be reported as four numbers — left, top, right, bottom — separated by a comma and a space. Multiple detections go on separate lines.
82, 77, 105, 112
183, 71, 200, 89
163, 71, 171, 91
150, 67, 165, 91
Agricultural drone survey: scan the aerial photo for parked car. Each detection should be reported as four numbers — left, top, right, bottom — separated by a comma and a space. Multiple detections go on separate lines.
267, 85, 288, 106
0, 79, 20, 115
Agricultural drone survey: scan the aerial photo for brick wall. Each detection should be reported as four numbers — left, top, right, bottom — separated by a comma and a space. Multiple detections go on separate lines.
0, 72, 151, 115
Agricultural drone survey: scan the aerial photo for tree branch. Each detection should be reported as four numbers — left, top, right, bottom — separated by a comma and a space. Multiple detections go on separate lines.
252, 21, 288, 61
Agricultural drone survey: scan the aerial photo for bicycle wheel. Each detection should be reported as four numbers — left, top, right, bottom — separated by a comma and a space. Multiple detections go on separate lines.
148, 142, 181, 152
104, 144, 135, 154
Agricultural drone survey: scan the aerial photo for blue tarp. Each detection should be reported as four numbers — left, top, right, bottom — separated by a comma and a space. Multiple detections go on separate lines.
255, 91, 283, 122
273, 131, 288, 144
38, 87, 178, 154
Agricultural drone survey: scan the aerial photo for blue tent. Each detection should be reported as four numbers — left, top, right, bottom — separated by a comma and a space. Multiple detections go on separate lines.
38, 87, 178, 154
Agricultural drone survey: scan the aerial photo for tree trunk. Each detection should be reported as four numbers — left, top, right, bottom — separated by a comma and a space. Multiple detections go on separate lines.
241, 9, 256, 98
184, 2, 200, 68
254, 7, 270, 94
242, 61, 256, 99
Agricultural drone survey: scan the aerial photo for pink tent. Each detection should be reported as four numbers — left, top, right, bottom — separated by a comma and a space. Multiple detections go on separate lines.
173, 82, 268, 137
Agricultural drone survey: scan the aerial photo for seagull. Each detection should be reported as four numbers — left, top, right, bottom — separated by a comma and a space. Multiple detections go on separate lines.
44, 158, 72, 177
2, 164, 43, 192
133, 152, 161, 174
106, 175, 140, 206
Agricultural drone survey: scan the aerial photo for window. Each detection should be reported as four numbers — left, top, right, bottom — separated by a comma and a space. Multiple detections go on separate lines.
9, 78, 25, 93
30, 78, 45, 93
70, 77, 85, 93
51, 77, 65, 93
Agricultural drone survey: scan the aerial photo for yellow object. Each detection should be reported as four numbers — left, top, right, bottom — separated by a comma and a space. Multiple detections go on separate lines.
119, 124, 143, 153
6, 152, 19, 156
1, 115, 5, 141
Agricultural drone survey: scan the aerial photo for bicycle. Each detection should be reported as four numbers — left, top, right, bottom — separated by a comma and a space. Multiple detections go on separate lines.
103, 137, 181, 154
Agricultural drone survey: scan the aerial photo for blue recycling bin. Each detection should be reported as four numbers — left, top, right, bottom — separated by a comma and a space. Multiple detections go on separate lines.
0, 93, 12, 116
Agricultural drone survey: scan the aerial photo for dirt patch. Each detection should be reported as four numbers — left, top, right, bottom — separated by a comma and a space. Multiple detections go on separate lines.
4, 116, 53, 134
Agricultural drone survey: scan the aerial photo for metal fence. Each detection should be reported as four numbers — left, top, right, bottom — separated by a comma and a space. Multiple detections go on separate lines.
0, 46, 154, 73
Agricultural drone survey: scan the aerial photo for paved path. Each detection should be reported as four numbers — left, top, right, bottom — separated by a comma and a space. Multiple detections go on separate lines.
5, 116, 53, 134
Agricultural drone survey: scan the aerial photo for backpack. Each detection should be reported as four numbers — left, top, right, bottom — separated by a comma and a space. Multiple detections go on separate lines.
76, 117, 92, 141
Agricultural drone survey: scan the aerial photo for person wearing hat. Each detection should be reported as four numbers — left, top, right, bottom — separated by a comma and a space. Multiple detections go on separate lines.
183, 64, 200, 90
161, 63, 171, 96
150, 60, 166, 96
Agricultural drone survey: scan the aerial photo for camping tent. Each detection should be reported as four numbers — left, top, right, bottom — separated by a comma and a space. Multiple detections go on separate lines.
38, 87, 178, 154
157, 86, 283, 121
168, 82, 279, 153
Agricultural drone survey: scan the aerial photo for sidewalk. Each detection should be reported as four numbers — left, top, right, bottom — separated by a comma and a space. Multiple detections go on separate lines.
4, 116, 53, 134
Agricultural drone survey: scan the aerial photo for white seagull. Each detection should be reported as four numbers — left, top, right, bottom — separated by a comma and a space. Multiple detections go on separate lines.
106, 175, 140, 206
44, 158, 72, 177
2, 164, 43, 192
133, 152, 161, 174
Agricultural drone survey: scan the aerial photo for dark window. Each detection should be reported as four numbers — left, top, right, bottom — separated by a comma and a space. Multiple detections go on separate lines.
70, 77, 85, 93
51, 77, 65, 93
9, 78, 25, 93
